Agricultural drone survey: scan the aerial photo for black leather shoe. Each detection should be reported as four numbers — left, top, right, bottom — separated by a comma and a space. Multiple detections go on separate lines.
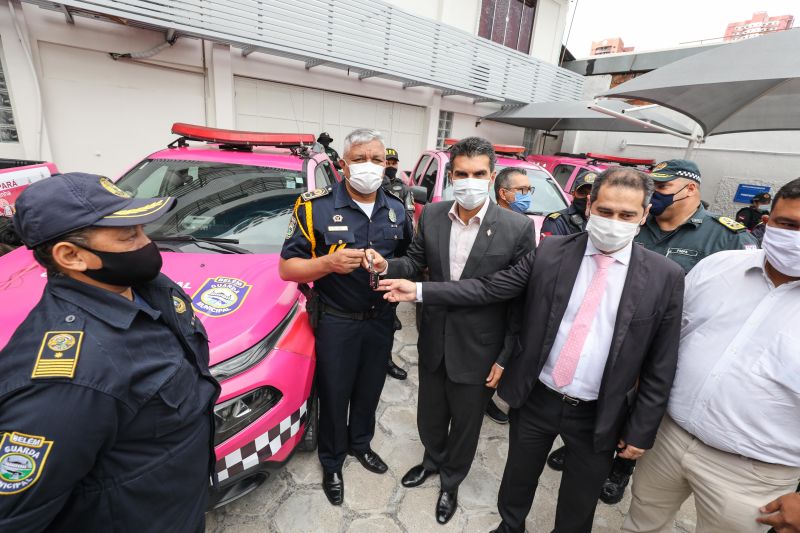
485, 399, 509, 424
436, 489, 458, 525
348, 448, 388, 474
387, 359, 408, 380
401, 464, 438, 488
599, 457, 636, 505
546, 445, 566, 471
322, 471, 344, 506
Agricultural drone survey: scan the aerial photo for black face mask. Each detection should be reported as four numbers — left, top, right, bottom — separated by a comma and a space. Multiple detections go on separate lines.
572, 197, 587, 216
82, 241, 163, 287
384, 166, 398, 180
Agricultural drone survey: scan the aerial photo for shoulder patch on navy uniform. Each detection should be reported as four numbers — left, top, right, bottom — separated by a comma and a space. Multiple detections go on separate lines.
547, 212, 561, 219
383, 188, 404, 204
714, 216, 746, 233
172, 296, 187, 314
301, 187, 331, 201
285, 215, 297, 239
31, 331, 84, 379
0, 432, 53, 494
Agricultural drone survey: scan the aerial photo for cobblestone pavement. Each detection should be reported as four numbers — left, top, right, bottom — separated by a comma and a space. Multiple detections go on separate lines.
207, 303, 696, 533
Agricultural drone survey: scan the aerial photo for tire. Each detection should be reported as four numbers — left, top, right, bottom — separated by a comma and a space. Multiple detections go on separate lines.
298, 393, 319, 452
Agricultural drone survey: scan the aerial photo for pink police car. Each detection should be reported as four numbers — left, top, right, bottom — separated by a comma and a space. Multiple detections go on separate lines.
0, 123, 333, 508
407, 139, 570, 241
528, 152, 655, 200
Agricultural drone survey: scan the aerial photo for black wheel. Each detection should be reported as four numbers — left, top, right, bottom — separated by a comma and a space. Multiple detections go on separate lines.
298, 393, 319, 452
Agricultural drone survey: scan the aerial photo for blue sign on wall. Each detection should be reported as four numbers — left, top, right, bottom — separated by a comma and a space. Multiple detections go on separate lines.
734, 184, 771, 204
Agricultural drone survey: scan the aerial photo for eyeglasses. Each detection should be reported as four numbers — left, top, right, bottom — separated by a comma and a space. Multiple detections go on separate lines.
503, 186, 533, 195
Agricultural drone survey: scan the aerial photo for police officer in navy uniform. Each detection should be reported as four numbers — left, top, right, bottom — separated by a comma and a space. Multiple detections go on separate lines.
0, 173, 219, 532
317, 132, 341, 169
540, 171, 596, 237
280, 129, 412, 506
736, 191, 772, 230
383, 147, 414, 381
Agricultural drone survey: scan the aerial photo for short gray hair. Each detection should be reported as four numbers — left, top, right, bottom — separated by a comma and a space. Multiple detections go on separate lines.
590, 167, 654, 210
494, 167, 526, 200
343, 128, 385, 158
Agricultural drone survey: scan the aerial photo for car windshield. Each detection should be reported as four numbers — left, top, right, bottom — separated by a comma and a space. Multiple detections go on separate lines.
115, 159, 305, 253
441, 165, 567, 215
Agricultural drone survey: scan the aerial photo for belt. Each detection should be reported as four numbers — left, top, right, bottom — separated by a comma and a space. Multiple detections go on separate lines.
319, 302, 386, 321
540, 382, 597, 407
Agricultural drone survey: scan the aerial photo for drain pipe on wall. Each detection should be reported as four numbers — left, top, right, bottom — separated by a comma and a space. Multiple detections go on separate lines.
109, 29, 178, 61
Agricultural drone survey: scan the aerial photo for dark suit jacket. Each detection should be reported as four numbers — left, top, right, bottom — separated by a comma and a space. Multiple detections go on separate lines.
388, 201, 535, 385
423, 232, 685, 451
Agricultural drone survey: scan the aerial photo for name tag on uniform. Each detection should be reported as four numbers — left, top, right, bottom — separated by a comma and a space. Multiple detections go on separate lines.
666, 247, 698, 257
328, 226, 349, 231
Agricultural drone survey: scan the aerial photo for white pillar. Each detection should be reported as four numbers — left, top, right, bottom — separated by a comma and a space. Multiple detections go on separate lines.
207, 43, 234, 129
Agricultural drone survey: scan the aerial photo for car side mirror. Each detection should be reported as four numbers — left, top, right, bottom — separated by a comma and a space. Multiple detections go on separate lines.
411, 186, 428, 205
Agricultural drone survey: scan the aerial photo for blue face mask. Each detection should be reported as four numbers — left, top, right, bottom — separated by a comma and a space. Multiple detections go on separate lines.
509, 191, 532, 214
650, 184, 689, 216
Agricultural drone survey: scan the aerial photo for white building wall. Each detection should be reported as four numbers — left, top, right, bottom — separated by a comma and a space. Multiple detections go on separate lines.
0, 0, 564, 177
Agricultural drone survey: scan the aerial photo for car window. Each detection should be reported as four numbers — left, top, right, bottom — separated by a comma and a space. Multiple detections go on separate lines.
314, 161, 332, 188
116, 159, 306, 253
551, 164, 575, 189
413, 155, 431, 185
494, 165, 568, 215
420, 158, 439, 201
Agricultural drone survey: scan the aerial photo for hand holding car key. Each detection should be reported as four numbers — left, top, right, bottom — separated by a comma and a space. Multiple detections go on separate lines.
367, 251, 380, 289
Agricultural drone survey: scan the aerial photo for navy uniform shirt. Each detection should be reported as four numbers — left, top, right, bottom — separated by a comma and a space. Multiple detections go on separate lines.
541, 204, 586, 236
635, 204, 759, 273
735, 205, 766, 230
281, 182, 412, 313
0, 274, 219, 533
382, 175, 415, 217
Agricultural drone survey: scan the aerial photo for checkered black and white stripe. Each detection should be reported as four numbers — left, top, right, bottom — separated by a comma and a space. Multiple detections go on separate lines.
214, 400, 309, 482
676, 170, 700, 181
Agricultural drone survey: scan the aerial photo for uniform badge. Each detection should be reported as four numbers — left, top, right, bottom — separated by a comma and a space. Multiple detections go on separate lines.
98, 176, 131, 198
285, 216, 297, 240
653, 162, 668, 172
0, 432, 53, 495
192, 276, 253, 318
583, 172, 597, 183
333, 214, 343, 223
31, 331, 84, 379
716, 216, 746, 232
172, 296, 187, 314
301, 187, 330, 201
388, 208, 397, 223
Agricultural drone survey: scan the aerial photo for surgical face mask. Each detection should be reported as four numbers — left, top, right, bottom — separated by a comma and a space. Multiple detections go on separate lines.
762, 225, 800, 277
384, 166, 398, 181
509, 191, 532, 214
82, 241, 163, 287
758, 203, 771, 213
346, 161, 384, 194
650, 184, 690, 216
586, 215, 641, 253
453, 178, 490, 210
572, 197, 588, 216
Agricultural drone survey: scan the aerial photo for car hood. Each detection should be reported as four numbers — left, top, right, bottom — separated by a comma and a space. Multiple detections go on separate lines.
0, 249, 299, 366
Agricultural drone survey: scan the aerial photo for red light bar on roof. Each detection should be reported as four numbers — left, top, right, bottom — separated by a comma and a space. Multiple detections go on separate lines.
171, 123, 316, 147
586, 153, 655, 166
443, 138, 526, 155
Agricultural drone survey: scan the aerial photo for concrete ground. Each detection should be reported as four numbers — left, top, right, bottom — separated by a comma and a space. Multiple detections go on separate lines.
207, 303, 697, 533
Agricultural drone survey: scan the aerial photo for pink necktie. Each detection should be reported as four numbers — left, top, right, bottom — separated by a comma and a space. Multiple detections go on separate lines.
551, 254, 616, 389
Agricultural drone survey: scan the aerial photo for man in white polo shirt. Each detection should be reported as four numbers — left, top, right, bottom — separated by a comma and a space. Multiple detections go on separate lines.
624, 178, 800, 533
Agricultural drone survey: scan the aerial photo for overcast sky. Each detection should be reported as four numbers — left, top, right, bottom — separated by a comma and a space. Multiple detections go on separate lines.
564, 0, 799, 58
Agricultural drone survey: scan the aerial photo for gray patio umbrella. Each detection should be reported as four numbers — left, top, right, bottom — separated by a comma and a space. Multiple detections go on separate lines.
597, 29, 800, 138
485, 99, 692, 135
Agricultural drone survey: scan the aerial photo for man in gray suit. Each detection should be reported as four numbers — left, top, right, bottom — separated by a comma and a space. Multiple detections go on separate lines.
381, 168, 685, 532
366, 137, 535, 525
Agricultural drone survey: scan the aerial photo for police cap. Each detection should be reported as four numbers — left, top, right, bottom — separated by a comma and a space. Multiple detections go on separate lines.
386, 148, 399, 161
317, 132, 333, 143
650, 159, 701, 183
753, 192, 772, 203
13, 172, 175, 247
571, 171, 597, 193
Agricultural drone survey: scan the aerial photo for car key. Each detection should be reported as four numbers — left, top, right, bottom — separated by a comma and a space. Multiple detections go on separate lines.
368, 252, 380, 290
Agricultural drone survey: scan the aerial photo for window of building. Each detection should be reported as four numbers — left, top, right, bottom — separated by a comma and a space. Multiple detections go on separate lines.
0, 43, 19, 144
436, 110, 454, 149
479, 0, 537, 54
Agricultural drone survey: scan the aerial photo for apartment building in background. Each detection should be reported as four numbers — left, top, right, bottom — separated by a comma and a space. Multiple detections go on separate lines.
724, 11, 794, 41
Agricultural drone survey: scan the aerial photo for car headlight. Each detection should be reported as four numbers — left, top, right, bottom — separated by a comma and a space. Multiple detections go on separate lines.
214, 386, 282, 446
209, 302, 298, 382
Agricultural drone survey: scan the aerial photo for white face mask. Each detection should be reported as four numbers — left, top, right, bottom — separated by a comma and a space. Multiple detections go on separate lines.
346, 161, 384, 194
585, 215, 640, 253
762, 225, 800, 277
453, 178, 490, 210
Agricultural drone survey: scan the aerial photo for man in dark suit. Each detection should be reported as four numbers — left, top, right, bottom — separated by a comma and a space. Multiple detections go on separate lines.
366, 137, 535, 525
381, 167, 685, 533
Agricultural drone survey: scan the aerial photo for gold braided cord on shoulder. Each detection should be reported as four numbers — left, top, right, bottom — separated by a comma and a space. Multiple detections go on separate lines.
292, 196, 317, 258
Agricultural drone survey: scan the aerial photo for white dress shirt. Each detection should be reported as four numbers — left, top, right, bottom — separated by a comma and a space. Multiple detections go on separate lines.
668, 249, 800, 467
538, 240, 632, 401
447, 198, 490, 281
